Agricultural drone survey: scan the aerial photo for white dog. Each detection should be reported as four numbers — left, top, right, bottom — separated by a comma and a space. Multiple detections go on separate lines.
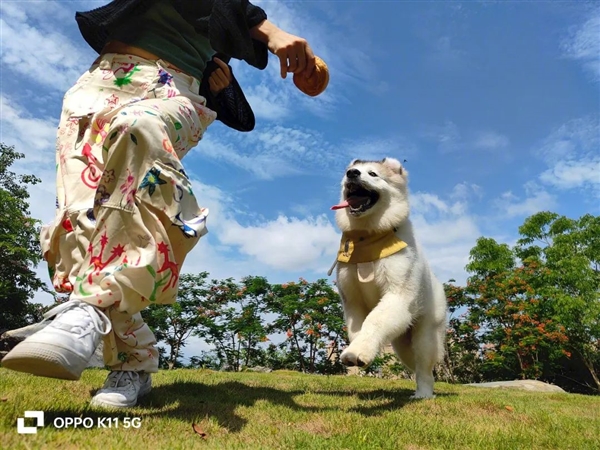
329, 157, 447, 399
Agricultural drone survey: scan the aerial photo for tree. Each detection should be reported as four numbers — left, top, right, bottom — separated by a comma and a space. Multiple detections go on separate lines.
0, 143, 47, 331
464, 241, 569, 381
142, 272, 210, 369
446, 212, 600, 394
516, 212, 600, 391
444, 282, 484, 384
266, 278, 347, 374
235, 276, 271, 367
194, 276, 270, 372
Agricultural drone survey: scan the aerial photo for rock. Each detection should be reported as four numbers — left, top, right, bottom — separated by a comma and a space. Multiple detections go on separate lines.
0, 322, 105, 369
467, 380, 566, 393
245, 366, 273, 373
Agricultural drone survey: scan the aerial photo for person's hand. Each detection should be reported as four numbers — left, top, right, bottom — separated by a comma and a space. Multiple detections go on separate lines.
267, 29, 316, 79
209, 57, 232, 95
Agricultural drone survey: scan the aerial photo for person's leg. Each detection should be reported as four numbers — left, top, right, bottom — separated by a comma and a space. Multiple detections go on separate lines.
86, 88, 216, 407
90, 309, 156, 408
2, 56, 215, 403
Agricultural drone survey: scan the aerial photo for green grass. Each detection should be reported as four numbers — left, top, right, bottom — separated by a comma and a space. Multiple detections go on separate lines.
1, 368, 599, 450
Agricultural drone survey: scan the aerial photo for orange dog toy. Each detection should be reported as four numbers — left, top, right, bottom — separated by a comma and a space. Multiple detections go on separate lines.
293, 56, 329, 97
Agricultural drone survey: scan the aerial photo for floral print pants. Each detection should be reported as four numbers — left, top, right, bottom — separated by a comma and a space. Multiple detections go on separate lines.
40, 53, 216, 372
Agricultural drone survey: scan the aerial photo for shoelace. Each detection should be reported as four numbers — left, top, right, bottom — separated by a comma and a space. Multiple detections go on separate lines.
43, 299, 112, 336
105, 370, 139, 389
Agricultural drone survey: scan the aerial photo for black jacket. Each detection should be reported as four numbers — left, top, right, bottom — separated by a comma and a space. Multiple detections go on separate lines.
75, 0, 266, 131
76, 0, 268, 68
201, 55, 256, 132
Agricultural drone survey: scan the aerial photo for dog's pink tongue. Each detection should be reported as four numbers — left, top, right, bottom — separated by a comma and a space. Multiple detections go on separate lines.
331, 200, 350, 210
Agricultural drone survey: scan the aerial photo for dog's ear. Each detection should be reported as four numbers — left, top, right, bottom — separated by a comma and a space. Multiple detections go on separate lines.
382, 157, 404, 175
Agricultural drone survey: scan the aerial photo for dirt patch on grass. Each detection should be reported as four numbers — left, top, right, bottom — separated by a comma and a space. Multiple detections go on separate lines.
296, 416, 336, 437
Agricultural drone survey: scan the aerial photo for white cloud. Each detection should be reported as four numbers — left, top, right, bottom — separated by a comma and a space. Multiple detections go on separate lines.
196, 125, 323, 179
561, 9, 600, 81
244, 83, 293, 121
535, 115, 600, 194
409, 186, 484, 285
422, 121, 511, 155
426, 120, 461, 153
0, 95, 59, 230
219, 215, 339, 272
412, 192, 454, 215
451, 182, 483, 201
0, 94, 58, 165
540, 159, 600, 190
0, 4, 92, 92
496, 186, 557, 218
173, 175, 339, 281
197, 122, 416, 181
536, 116, 599, 163
472, 131, 510, 150
413, 215, 479, 248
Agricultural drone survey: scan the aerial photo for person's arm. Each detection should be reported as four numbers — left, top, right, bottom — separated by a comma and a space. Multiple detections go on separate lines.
249, 19, 316, 79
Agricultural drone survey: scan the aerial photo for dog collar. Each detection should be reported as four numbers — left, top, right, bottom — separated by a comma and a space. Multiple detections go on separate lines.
336, 228, 407, 264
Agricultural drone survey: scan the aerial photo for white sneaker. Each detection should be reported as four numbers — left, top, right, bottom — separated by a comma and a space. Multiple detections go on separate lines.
1, 299, 111, 380
90, 371, 152, 408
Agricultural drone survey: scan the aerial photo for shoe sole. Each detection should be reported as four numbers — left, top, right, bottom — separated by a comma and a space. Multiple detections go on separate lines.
1, 341, 88, 381
89, 382, 152, 409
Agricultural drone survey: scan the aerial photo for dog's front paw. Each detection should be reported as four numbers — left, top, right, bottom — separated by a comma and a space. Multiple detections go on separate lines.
409, 392, 435, 400
340, 342, 378, 368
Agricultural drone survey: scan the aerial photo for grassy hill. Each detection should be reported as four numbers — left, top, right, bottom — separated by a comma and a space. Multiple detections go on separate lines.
1, 368, 598, 449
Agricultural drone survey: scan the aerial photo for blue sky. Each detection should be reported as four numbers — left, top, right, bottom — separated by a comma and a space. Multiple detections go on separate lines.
1, 1, 598, 356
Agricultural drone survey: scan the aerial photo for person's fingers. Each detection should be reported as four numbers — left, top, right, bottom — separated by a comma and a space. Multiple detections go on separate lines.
288, 48, 298, 74
294, 42, 306, 74
213, 57, 231, 79
277, 49, 288, 79
211, 69, 228, 90
209, 77, 221, 94
304, 45, 316, 77
212, 69, 227, 86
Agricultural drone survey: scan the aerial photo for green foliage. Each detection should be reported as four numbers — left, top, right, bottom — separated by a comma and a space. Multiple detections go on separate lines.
266, 278, 347, 374
517, 212, 600, 391
0, 143, 47, 331
192, 275, 270, 372
143, 274, 348, 375
142, 272, 211, 369
446, 211, 600, 394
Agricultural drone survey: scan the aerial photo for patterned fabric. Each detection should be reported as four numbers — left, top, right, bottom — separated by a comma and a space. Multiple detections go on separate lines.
41, 53, 216, 371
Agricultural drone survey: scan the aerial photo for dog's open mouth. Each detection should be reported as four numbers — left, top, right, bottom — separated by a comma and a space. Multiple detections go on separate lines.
331, 182, 379, 215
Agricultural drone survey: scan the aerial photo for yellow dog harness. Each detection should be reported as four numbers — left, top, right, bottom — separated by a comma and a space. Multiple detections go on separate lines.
327, 228, 407, 282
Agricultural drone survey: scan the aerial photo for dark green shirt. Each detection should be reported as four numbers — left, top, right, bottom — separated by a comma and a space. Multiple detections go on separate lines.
107, 0, 215, 81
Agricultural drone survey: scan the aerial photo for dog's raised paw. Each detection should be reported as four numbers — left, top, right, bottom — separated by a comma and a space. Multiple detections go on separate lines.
340, 350, 361, 367
340, 345, 376, 368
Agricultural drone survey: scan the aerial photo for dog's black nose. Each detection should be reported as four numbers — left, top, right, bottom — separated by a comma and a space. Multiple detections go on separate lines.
346, 168, 360, 179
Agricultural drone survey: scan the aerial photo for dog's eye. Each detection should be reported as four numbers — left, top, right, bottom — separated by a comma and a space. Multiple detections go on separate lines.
368, 171, 378, 177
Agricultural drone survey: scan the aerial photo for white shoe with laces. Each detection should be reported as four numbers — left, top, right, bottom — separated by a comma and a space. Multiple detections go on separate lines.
1, 299, 111, 380
90, 371, 152, 408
